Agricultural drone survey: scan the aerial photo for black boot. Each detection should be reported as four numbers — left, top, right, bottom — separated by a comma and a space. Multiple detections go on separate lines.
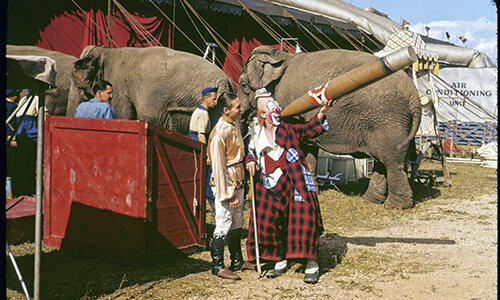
228, 229, 244, 271
211, 235, 240, 280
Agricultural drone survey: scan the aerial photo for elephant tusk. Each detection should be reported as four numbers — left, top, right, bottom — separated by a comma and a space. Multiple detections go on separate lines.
281, 46, 417, 117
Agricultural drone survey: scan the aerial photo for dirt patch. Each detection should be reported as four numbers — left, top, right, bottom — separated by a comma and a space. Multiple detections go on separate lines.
102, 193, 496, 299
6, 162, 497, 299
334, 193, 498, 299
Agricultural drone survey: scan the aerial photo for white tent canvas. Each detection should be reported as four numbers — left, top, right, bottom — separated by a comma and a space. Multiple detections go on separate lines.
416, 68, 497, 123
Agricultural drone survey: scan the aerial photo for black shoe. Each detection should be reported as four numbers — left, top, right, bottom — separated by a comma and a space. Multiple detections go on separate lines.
211, 235, 226, 275
303, 271, 319, 284
228, 229, 245, 271
266, 267, 287, 278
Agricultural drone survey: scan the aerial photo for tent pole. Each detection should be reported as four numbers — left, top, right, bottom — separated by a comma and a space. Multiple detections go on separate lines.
172, 0, 176, 49
34, 87, 45, 300
107, 0, 113, 47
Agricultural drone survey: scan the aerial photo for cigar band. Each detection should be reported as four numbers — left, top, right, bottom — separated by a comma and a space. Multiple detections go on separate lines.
307, 81, 331, 106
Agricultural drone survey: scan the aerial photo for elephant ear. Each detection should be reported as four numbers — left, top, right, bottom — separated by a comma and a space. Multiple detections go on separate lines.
215, 77, 235, 98
257, 54, 286, 89
71, 52, 103, 93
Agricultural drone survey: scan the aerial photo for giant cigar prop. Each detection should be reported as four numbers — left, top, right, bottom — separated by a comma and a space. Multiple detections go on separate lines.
281, 46, 418, 117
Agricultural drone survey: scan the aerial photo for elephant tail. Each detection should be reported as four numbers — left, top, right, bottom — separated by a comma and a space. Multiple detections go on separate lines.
396, 94, 422, 151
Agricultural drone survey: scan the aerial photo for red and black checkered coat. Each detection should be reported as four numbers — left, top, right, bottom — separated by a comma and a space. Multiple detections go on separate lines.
246, 116, 326, 261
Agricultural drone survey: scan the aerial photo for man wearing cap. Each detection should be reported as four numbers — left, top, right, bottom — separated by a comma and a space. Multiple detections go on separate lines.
189, 87, 218, 208
74, 80, 115, 119
207, 92, 254, 280
189, 87, 218, 144
245, 88, 333, 284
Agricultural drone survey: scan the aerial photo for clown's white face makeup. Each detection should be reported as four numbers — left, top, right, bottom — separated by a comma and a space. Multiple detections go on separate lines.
265, 99, 282, 126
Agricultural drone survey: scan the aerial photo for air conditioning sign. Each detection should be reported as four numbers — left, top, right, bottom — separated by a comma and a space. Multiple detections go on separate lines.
417, 67, 497, 122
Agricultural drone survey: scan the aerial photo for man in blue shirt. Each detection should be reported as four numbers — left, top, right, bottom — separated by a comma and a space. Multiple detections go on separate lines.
74, 80, 115, 119
189, 87, 218, 209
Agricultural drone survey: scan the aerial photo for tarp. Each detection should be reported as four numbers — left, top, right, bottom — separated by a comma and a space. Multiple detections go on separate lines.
213, 0, 357, 30
261, 0, 494, 68
6, 55, 56, 87
261, 0, 401, 44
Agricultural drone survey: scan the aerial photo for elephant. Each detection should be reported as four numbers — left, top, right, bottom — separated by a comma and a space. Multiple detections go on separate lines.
6, 45, 78, 116
238, 46, 421, 209
67, 46, 234, 134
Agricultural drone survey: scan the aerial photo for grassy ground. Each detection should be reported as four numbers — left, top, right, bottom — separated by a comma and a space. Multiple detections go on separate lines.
6, 160, 497, 299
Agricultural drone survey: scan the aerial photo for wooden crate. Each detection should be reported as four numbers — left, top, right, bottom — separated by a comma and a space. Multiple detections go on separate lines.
43, 116, 206, 258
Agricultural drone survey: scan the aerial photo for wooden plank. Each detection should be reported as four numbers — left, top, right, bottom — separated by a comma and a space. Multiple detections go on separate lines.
153, 130, 200, 245
155, 125, 203, 152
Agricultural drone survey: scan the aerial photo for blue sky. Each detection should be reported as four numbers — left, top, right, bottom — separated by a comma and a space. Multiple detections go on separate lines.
350, 0, 498, 65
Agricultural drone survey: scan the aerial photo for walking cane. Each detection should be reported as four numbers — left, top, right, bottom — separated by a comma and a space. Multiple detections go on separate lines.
250, 175, 262, 277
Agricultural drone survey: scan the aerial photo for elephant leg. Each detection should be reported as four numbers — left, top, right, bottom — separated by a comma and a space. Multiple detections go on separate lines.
362, 160, 387, 204
112, 96, 136, 120
384, 164, 413, 209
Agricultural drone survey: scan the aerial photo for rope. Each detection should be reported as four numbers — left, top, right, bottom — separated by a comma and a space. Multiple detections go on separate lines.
281, 8, 329, 50
418, 76, 464, 120
266, 15, 292, 39
180, 1, 232, 67
428, 70, 438, 107
181, 0, 243, 70
146, 0, 205, 55
181, 0, 231, 66
266, 16, 309, 53
236, 0, 282, 44
433, 73, 496, 119
309, 21, 341, 49
416, 70, 495, 146
192, 150, 199, 216
178, 0, 208, 47
116, 0, 163, 46
358, 29, 385, 50
113, 0, 160, 47
418, 74, 495, 145
416, 73, 492, 123
429, 75, 493, 121
70, 0, 119, 47
324, 18, 364, 52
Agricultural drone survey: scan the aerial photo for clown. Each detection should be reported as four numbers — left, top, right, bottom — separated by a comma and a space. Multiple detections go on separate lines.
246, 88, 334, 284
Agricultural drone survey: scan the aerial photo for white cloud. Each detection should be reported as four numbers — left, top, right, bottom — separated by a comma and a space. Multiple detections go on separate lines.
409, 18, 497, 65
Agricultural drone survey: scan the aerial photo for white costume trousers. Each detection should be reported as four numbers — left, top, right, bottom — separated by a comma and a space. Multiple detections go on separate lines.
213, 188, 244, 237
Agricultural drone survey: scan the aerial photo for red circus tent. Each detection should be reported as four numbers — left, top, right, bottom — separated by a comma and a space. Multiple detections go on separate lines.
7, 0, 374, 88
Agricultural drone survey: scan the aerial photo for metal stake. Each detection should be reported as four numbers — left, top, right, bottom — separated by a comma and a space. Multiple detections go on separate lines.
6, 241, 31, 300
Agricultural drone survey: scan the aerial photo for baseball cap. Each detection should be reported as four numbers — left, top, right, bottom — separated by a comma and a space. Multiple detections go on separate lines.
202, 87, 217, 96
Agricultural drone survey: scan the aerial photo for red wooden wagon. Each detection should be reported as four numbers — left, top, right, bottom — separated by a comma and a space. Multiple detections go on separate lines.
43, 116, 207, 258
